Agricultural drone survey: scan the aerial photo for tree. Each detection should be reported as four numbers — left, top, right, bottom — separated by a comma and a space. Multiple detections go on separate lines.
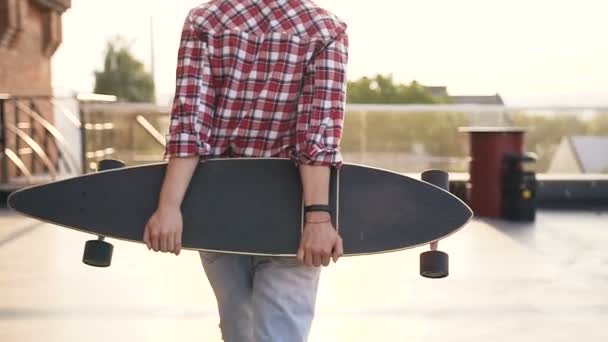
94, 37, 155, 103
346, 74, 450, 104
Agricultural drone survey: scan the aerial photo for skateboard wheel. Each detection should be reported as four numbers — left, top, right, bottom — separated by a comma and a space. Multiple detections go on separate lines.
420, 250, 449, 278
421, 170, 449, 191
83, 239, 114, 267
97, 159, 126, 171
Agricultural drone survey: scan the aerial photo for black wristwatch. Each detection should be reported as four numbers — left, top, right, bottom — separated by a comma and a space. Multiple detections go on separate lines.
304, 204, 332, 214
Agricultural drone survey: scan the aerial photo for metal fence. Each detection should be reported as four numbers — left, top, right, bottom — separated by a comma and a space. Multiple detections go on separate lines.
76, 102, 608, 174
0, 94, 81, 185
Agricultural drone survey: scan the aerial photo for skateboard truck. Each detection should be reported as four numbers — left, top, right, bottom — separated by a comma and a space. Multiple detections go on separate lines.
83, 236, 114, 267
419, 170, 450, 279
82, 159, 126, 268
96, 158, 127, 172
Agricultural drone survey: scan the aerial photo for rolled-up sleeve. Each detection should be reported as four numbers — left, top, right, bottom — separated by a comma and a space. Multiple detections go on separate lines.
295, 29, 349, 168
164, 10, 215, 159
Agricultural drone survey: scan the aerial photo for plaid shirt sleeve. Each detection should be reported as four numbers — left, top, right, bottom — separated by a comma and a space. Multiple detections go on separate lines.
295, 30, 349, 168
164, 11, 215, 159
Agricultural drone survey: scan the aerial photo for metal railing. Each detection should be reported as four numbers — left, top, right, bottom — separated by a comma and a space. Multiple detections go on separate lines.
15, 102, 79, 173
136, 115, 166, 147
77, 98, 168, 171
0, 94, 81, 185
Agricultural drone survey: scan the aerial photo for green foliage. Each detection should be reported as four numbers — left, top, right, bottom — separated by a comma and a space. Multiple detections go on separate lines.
587, 112, 608, 135
346, 74, 450, 104
94, 37, 155, 103
341, 111, 470, 156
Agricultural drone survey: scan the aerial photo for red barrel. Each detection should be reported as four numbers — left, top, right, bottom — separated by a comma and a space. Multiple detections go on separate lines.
459, 127, 526, 218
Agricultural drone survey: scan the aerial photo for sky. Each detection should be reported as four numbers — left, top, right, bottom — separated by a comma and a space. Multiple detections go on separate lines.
51, 0, 608, 106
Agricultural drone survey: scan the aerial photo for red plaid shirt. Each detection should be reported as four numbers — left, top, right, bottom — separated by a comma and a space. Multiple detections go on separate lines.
165, 0, 349, 167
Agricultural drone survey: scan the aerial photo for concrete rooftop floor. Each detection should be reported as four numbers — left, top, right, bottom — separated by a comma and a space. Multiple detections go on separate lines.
0, 209, 607, 341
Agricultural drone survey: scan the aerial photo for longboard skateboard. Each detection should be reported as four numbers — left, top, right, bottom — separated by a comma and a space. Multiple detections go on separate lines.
8, 158, 473, 278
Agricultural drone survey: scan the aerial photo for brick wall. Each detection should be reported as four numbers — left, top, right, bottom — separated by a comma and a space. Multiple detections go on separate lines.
0, 0, 70, 181
0, 0, 68, 95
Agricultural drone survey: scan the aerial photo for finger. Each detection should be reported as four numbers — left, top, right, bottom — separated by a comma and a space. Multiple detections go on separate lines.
322, 253, 331, 267
167, 234, 175, 254
332, 237, 344, 263
312, 252, 322, 267
304, 248, 313, 267
430, 241, 438, 251
175, 232, 182, 256
160, 233, 168, 253
151, 229, 160, 252
297, 244, 305, 262
143, 224, 151, 250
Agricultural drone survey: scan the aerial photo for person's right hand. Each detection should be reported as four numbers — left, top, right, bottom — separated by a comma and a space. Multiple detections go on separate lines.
297, 212, 343, 267
143, 205, 183, 255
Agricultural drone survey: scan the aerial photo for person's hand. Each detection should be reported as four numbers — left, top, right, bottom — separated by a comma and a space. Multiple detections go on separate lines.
143, 205, 183, 255
297, 212, 343, 267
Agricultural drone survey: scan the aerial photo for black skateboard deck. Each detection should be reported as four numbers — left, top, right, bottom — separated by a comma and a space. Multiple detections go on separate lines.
8, 159, 472, 256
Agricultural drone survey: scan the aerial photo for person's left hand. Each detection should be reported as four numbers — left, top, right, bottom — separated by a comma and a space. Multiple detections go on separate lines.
143, 205, 183, 255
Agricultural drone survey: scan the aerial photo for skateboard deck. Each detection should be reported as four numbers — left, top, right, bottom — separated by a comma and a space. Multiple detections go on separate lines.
8, 159, 472, 256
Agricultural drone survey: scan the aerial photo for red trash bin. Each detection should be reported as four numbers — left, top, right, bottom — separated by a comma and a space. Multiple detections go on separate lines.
459, 127, 526, 218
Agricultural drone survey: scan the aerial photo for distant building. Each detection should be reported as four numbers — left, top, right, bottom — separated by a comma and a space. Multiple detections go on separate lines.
425, 86, 449, 98
548, 136, 608, 173
451, 94, 504, 105
424, 86, 504, 105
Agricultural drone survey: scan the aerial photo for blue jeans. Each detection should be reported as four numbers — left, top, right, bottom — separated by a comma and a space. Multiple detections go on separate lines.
199, 251, 321, 341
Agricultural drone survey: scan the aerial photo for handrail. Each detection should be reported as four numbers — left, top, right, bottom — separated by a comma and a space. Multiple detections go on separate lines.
344, 104, 608, 113
0, 94, 52, 100
4, 148, 32, 182
76, 93, 117, 102
136, 115, 166, 147
16, 101, 80, 173
49, 98, 81, 127
6, 123, 57, 178
83, 102, 170, 114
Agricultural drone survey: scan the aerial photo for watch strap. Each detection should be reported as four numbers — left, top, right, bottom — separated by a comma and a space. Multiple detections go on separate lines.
304, 204, 331, 214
